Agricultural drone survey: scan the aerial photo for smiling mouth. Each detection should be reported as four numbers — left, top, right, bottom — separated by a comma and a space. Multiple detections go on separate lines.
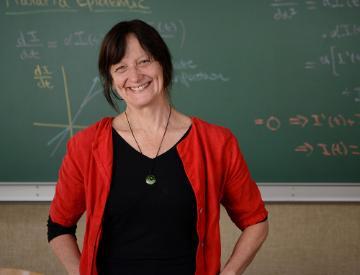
129, 81, 151, 92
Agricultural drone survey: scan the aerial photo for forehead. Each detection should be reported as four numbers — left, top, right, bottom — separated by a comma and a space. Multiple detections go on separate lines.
122, 33, 149, 60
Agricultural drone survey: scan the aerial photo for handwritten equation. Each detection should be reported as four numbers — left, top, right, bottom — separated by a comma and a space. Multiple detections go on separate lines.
255, 113, 360, 157
5, 0, 151, 15
149, 20, 186, 48
255, 113, 360, 131
270, 0, 360, 21
16, 30, 99, 60
341, 86, 360, 102
295, 141, 359, 157
34, 64, 54, 89
305, 46, 360, 76
322, 24, 360, 39
16, 21, 186, 60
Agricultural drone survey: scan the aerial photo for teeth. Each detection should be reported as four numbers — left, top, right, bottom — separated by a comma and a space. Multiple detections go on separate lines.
130, 82, 149, 92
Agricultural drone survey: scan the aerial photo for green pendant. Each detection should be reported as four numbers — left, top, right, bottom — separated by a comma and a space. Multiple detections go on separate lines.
145, 174, 156, 185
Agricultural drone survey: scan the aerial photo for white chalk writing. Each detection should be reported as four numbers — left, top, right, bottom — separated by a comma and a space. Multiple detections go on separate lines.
173, 59, 230, 87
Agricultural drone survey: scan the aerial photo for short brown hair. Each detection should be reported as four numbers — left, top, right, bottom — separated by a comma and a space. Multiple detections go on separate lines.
98, 19, 173, 111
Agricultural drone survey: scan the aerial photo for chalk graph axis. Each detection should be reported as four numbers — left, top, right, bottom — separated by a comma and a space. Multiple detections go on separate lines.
33, 66, 101, 156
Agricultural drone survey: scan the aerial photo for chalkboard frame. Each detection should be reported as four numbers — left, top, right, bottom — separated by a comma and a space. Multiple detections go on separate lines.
0, 184, 359, 202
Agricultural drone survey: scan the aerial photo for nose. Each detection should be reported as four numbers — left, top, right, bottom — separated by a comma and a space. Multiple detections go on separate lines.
127, 65, 142, 83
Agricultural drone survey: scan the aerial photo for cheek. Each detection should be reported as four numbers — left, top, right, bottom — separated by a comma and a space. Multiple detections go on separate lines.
111, 79, 124, 97
152, 67, 165, 85
112, 76, 126, 89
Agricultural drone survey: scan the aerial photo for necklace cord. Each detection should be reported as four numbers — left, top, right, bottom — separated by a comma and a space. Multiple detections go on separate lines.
124, 106, 172, 185
124, 106, 172, 159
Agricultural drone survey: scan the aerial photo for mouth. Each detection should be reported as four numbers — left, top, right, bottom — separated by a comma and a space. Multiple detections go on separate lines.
128, 81, 151, 92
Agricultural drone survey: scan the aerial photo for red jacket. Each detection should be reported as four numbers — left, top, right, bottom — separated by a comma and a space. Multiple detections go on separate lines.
50, 117, 267, 275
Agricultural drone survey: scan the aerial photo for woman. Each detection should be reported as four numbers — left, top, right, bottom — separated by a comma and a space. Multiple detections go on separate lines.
48, 19, 268, 275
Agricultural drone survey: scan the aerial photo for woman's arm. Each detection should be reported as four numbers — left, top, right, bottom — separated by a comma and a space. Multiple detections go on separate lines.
220, 220, 269, 275
49, 234, 81, 275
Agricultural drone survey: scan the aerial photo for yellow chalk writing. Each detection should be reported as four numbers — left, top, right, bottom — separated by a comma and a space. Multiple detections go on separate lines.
34, 64, 54, 89
6, 0, 150, 14
76, 0, 150, 12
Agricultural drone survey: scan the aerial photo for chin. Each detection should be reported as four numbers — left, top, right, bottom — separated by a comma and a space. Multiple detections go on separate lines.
129, 94, 165, 109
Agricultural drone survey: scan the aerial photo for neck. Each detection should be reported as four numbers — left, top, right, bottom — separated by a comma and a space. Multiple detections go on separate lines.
124, 100, 171, 133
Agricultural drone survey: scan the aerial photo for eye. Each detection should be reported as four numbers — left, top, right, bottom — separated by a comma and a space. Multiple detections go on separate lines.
114, 64, 127, 73
138, 58, 151, 66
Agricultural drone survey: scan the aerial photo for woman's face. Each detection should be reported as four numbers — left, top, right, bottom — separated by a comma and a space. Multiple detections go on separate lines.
110, 33, 165, 109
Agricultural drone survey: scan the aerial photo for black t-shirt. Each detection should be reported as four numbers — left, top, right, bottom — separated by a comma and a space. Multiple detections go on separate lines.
97, 127, 198, 274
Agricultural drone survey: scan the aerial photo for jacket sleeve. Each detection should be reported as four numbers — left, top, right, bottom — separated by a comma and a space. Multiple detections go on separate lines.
220, 133, 268, 230
47, 215, 77, 242
49, 136, 86, 227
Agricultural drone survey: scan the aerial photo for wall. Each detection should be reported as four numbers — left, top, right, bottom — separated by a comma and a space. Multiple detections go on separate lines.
0, 203, 359, 275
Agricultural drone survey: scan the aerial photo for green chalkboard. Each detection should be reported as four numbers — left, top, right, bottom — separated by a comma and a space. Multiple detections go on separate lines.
1, 0, 359, 184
